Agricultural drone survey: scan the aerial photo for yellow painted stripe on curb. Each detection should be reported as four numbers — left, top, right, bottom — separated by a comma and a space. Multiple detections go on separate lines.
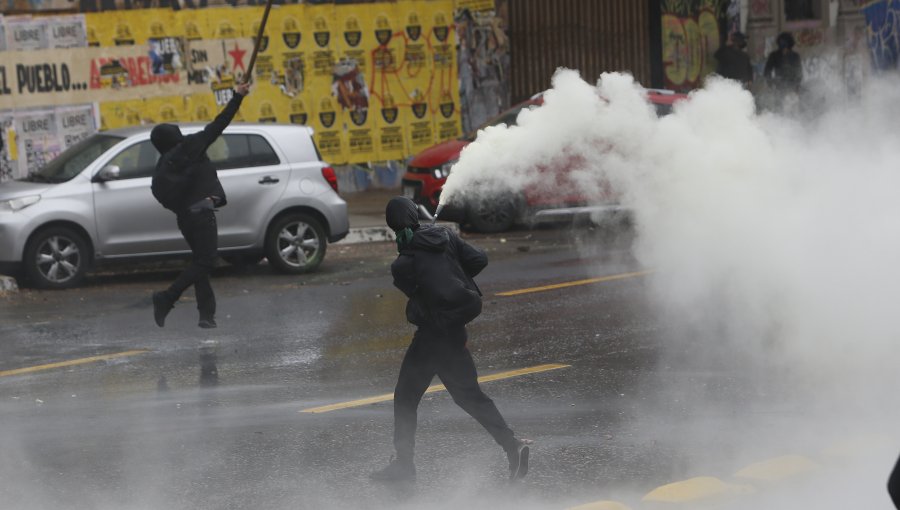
496, 271, 651, 297
734, 455, 820, 483
0, 350, 150, 378
642, 476, 755, 503
300, 363, 570, 414
567, 501, 632, 510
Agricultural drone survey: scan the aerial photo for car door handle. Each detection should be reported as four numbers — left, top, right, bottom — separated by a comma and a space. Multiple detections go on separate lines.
258, 176, 280, 184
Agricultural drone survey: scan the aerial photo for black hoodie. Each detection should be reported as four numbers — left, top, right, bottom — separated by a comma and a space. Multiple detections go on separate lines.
150, 94, 244, 213
386, 197, 487, 329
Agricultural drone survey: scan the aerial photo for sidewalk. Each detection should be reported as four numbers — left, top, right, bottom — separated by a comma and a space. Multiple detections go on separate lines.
337, 188, 398, 244
338, 188, 457, 244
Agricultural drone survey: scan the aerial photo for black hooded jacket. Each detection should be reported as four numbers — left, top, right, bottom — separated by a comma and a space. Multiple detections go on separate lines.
150, 94, 244, 213
386, 197, 487, 329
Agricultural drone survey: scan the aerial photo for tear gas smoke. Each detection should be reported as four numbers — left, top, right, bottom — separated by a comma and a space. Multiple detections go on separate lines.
444, 68, 900, 388
442, 69, 900, 506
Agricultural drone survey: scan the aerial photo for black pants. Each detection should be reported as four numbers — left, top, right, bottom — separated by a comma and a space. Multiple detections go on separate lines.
890, 454, 900, 508
164, 209, 217, 320
393, 326, 517, 462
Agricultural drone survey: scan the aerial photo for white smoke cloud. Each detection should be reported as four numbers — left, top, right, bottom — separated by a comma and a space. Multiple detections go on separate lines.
444, 69, 900, 391
442, 70, 900, 506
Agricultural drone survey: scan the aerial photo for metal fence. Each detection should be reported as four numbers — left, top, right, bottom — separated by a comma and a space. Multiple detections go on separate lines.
507, 0, 655, 103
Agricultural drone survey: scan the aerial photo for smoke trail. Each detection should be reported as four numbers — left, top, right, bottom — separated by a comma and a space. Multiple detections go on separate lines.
443, 69, 900, 392
443, 70, 900, 508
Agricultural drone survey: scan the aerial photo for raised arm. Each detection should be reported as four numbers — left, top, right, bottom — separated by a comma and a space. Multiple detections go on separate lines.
180, 83, 250, 159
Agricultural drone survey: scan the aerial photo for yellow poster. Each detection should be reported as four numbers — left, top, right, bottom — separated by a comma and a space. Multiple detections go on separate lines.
332, 3, 379, 163
373, 91, 406, 161
312, 94, 346, 164
404, 3, 452, 155
307, 3, 337, 84
82, 2, 460, 162
186, 92, 217, 122
206, 7, 246, 40
370, 1, 408, 161
455, 0, 495, 12
133, 8, 179, 42
287, 96, 310, 126
179, 9, 207, 43
99, 99, 144, 130
269, 4, 309, 104
430, 5, 460, 143
141, 96, 189, 124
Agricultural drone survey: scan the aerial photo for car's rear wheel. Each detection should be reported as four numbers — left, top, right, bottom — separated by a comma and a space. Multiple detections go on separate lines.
265, 213, 326, 274
466, 193, 519, 233
24, 226, 90, 289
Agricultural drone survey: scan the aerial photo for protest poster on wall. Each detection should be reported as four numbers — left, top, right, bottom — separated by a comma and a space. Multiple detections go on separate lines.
0, 1, 461, 173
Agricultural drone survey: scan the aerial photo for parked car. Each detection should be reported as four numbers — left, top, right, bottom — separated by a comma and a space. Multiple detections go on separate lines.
402, 89, 688, 232
0, 123, 348, 289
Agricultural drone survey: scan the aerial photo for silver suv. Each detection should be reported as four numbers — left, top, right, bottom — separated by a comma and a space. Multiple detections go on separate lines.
0, 123, 349, 289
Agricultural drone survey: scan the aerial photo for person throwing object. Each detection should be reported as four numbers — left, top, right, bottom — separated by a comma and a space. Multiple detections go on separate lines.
371, 197, 530, 482
150, 82, 250, 329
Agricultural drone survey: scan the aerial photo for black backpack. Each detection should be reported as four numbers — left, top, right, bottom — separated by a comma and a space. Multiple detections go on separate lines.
151, 149, 189, 212
408, 242, 483, 329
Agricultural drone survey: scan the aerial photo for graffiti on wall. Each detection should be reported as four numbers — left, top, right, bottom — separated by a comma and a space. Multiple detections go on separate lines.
456, 1, 510, 134
862, 0, 900, 71
661, 0, 729, 91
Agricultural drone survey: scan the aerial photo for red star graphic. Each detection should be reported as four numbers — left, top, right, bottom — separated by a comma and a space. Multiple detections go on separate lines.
228, 43, 247, 72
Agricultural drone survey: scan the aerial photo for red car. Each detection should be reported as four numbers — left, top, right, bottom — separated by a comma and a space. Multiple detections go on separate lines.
402, 89, 688, 232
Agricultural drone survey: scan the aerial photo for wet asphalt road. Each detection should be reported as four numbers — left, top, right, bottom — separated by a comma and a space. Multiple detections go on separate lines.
0, 227, 896, 510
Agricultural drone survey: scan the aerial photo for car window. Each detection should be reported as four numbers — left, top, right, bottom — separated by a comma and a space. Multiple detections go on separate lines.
208, 134, 280, 170
24, 134, 124, 184
107, 141, 159, 179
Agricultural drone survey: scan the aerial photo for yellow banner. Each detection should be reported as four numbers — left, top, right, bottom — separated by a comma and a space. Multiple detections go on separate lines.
455, 0, 495, 12
76, 1, 459, 165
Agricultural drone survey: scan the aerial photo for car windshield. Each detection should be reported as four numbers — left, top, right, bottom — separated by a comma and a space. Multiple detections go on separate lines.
21, 134, 125, 184
461, 104, 532, 142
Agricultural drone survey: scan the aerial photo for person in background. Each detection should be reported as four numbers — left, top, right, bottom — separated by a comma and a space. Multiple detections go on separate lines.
889, 454, 900, 508
150, 82, 250, 329
764, 31, 802, 93
715, 31, 753, 88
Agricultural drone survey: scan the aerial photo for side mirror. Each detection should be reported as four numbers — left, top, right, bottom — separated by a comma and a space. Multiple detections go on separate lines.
95, 165, 121, 182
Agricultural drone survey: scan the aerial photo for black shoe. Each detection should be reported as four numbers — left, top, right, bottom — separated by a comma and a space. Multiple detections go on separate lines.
152, 292, 174, 328
370, 457, 415, 482
506, 439, 531, 480
198, 318, 217, 329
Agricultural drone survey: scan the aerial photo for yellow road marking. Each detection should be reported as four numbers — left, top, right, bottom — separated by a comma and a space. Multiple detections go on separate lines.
496, 270, 651, 297
0, 349, 150, 378
300, 363, 570, 414
734, 455, 820, 483
642, 476, 755, 503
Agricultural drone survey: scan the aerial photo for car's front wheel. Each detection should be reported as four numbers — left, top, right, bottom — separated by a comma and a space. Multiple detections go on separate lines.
24, 226, 90, 289
465, 193, 519, 233
265, 213, 327, 274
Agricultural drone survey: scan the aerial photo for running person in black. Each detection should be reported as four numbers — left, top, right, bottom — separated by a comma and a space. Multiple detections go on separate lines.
151, 82, 250, 329
371, 197, 530, 482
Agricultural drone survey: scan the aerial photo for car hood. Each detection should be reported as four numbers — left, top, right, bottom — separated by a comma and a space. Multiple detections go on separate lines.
0, 180, 52, 200
408, 139, 469, 168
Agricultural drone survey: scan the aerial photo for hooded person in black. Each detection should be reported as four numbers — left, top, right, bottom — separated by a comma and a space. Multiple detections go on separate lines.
151, 82, 249, 329
889, 454, 900, 508
370, 197, 530, 482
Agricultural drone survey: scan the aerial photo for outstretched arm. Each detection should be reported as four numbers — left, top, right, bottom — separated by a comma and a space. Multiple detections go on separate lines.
180, 83, 250, 159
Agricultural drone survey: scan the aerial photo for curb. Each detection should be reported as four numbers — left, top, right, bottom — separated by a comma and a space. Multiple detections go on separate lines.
0, 275, 18, 294
336, 223, 460, 245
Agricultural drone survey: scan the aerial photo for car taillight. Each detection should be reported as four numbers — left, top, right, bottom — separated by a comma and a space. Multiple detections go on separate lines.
321, 166, 338, 193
